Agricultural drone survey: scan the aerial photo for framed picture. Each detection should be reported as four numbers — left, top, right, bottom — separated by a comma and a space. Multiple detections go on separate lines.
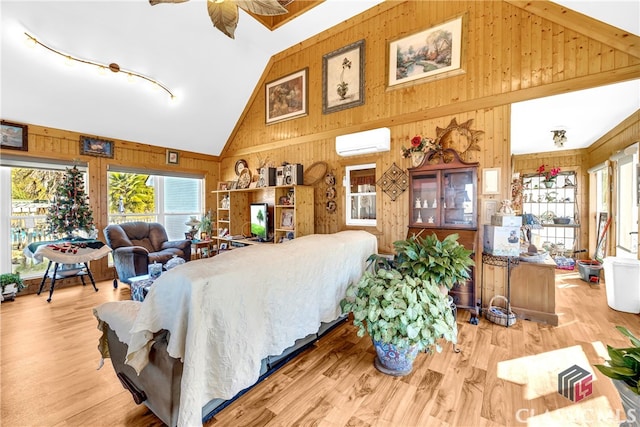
388, 16, 463, 87
266, 68, 308, 124
323, 39, 365, 114
1, 121, 28, 151
218, 182, 229, 190
482, 168, 501, 195
219, 243, 228, 251
166, 150, 179, 165
280, 210, 294, 229
80, 135, 114, 158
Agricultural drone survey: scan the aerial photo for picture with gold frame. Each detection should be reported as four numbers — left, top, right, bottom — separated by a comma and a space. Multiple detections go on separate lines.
266, 68, 308, 124
388, 16, 463, 87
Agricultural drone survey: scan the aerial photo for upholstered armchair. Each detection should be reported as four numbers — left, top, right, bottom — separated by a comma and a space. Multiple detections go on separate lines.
104, 222, 191, 287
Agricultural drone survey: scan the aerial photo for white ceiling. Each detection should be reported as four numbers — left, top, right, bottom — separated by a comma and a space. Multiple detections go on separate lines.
1, 0, 639, 157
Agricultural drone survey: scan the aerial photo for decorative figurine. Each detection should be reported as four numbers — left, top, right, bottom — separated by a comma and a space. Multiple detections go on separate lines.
415, 198, 421, 208
498, 199, 514, 215
423, 199, 429, 208
432, 199, 437, 208
428, 216, 435, 224
416, 212, 423, 223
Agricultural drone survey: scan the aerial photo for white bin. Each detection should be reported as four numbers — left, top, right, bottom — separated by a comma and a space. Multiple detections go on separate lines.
602, 257, 640, 314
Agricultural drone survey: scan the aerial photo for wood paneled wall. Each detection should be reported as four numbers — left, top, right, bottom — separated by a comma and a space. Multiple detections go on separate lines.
220, 0, 640, 298
1, 124, 220, 286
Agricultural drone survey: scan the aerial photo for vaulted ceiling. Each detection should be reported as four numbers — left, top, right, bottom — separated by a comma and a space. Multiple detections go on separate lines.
1, 1, 638, 157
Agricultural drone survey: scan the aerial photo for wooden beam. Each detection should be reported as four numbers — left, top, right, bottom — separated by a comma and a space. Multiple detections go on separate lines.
506, 0, 640, 59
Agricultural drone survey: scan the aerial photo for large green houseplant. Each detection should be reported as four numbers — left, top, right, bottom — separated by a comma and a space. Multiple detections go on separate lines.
594, 326, 640, 426
340, 232, 473, 376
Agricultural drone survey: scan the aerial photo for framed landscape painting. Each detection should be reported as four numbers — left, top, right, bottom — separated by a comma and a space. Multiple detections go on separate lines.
388, 17, 463, 87
323, 39, 365, 114
266, 68, 308, 124
1, 120, 28, 151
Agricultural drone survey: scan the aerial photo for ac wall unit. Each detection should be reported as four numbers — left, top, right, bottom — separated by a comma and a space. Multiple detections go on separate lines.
335, 127, 391, 157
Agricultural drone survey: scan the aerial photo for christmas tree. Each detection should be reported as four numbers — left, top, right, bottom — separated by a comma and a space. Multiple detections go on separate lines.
47, 166, 96, 238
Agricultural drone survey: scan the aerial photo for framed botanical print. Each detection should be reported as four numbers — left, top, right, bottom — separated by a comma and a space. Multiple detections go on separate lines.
388, 16, 463, 87
323, 39, 365, 114
266, 68, 308, 124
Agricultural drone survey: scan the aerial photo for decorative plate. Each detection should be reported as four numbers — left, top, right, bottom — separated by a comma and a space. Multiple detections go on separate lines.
235, 159, 248, 176
237, 168, 251, 189
325, 172, 336, 186
326, 186, 336, 199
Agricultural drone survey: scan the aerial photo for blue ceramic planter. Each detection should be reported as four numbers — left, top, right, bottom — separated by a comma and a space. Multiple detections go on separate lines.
373, 340, 419, 376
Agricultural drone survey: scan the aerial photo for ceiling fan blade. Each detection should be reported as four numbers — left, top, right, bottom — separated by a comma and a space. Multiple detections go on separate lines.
207, 1, 240, 39
236, 0, 288, 16
149, 0, 190, 5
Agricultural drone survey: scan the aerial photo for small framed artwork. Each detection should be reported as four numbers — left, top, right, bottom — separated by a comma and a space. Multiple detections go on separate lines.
218, 182, 229, 190
166, 150, 179, 165
219, 243, 228, 251
266, 68, 308, 124
80, 135, 114, 158
483, 200, 498, 222
280, 210, 294, 229
323, 39, 365, 114
388, 16, 463, 87
1, 121, 28, 151
482, 168, 501, 195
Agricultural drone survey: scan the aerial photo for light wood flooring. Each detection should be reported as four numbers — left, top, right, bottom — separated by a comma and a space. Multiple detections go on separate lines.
1, 270, 638, 426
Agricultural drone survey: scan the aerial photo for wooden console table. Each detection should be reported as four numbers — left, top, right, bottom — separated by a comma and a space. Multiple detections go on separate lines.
510, 258, 558, 326
24, 240, 111, 302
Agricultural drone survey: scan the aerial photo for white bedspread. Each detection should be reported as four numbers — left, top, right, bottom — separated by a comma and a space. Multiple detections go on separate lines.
125, 231, 377, 427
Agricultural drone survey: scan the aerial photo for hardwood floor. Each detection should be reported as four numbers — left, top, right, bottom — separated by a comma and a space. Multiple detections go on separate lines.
1, 270, 637, 426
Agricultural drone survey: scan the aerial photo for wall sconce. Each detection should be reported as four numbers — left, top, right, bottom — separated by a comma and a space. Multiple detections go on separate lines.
552, 130, 567, 148
24, 31, 175, 100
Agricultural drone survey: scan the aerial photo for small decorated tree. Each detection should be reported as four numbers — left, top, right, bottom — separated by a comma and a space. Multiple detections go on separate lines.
46, 166, 96, 239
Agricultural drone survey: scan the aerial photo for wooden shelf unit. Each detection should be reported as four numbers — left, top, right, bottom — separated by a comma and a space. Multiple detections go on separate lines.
213, 185, 314, 249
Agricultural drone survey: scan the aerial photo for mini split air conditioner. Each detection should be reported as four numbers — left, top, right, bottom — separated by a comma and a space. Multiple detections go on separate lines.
335, 127, 391, 157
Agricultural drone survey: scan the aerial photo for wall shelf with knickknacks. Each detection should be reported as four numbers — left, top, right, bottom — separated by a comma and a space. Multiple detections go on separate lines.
521, 171, 579, 255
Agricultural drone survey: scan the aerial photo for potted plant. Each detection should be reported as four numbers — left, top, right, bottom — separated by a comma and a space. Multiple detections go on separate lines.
340, 233, 473, 376
340, 267, 456, 376
1, 272, 26, 302
200, 210, 214, 239
594, 326, 640, 426
393, 233, 474, 292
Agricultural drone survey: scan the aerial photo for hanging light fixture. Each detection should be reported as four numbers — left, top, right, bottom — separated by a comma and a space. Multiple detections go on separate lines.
552, 129, 567, 148
24, 31, 176, 101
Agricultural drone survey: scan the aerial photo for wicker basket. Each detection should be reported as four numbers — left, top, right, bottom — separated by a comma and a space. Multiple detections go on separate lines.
486, 295, 517, 326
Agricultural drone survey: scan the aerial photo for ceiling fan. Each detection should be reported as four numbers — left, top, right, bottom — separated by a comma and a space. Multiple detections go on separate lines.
150, 0, 291, 39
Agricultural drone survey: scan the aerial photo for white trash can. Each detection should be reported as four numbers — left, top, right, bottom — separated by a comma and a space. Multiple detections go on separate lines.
602, 257, 640, 314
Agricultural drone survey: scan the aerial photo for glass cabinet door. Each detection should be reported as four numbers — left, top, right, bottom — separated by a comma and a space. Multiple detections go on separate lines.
410, 172, 439, 226
442, 170, 476, 228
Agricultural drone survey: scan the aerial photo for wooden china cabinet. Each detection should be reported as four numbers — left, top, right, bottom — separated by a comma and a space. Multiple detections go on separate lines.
406, 149, 479, 323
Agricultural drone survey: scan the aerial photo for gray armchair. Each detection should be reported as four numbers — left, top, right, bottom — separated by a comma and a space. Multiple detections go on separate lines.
104, 222, 191, 287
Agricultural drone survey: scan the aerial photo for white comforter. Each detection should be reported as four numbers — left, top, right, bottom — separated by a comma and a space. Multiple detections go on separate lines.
125, 231, 377, 427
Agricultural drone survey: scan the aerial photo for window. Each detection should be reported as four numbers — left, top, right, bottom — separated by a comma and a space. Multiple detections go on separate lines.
345, 164, 376, 226
1, 162, 87, 278
107, 171, 203, 240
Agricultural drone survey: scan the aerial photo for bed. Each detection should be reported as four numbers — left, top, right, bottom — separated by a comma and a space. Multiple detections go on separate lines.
93, 230, 377, 426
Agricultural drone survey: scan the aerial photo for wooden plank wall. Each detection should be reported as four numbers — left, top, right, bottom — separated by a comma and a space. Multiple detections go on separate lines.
1, 124, 219, 285
220, 0, 640, 298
